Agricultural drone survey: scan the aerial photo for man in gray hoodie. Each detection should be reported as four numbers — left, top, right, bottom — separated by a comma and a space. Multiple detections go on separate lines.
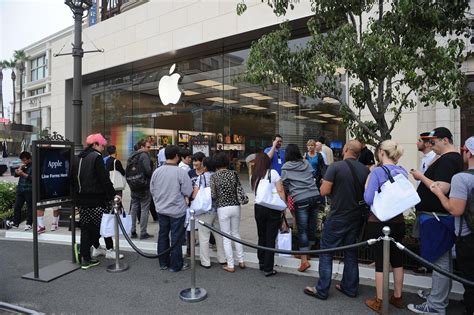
150, 145, 193, 272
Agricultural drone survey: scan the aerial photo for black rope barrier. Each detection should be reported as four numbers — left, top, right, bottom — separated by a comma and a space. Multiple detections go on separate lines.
115, 210, 186, 259
199, 220, 379, 255
392, 240, 474, 287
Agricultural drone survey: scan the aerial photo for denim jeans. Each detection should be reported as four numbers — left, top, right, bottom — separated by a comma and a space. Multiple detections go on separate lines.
294, 196, 320, 250
316, 217, 361, 298
157, 214, 185, 271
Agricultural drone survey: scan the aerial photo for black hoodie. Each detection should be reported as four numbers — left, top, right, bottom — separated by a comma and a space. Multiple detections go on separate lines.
73, 147, 115, 207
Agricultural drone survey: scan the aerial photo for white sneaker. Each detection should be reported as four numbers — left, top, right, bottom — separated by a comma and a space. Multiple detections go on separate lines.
91, 246, 107, 258
24, 224, 32, 231
50, 223, 59, 231
105, 249, 124, 259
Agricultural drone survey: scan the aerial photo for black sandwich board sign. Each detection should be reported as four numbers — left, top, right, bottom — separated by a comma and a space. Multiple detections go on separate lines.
22, 137, 80, 282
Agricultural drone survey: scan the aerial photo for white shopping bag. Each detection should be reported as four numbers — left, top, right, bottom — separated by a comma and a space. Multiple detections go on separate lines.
276, 228, 292, 257
371, 167, 421, 222
255, 170, 287, 211
100, 212, 132, 238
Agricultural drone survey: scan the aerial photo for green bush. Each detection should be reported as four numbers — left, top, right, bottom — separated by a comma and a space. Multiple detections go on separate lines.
0, 182, 17, 222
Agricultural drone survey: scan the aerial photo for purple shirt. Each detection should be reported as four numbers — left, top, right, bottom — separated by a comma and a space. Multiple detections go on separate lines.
364, 164, 409, 206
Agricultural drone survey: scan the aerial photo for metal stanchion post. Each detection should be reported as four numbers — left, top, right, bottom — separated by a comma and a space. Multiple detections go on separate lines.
107, 196, 128, 273
382, 226, 391, 314
179, 209, 207, 302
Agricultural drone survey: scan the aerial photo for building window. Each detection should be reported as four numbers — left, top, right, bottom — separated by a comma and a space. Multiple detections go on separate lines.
30, 87, 46, 97
101, 0, 122, 21
30, 55, 47, 82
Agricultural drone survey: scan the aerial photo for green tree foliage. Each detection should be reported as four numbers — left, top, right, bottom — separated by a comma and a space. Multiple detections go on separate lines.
237, 0, 471, 143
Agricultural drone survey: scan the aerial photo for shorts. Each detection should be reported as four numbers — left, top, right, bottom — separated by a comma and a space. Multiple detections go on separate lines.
367, 221, 405, 272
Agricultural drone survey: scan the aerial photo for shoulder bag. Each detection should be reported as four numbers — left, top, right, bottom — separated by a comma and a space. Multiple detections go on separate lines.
234, 171, 249, 205
110, 159, 126, 191
371, 165, 420, 222
255, 170, 287, 211
190, 174, 213, 215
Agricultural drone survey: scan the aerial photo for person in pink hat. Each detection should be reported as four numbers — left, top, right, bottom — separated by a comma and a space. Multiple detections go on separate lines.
72, 133, 117, 270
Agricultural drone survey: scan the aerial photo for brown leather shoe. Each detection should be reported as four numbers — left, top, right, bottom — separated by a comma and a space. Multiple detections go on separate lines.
298, 261, 311, 272
389, 295, 405, 309
223, 266, 235, 273
239, 262, 246, 269
365, 297, 382, 314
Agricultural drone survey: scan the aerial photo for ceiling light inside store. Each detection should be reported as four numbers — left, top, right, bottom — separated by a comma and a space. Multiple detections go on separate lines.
206, 97, 238, 104
195, 79, 221, 87
300, 108, 313, 111
213, 84, 237, 91
241, 92, 272, 100
319, 113, 336, 118
308, 110, 322, 114
332, 117, 343, 121
242, 105, 267, 110
294, 115, 309, 120
279, 101, 299, 108
310, 119, 328, 124
323, 97, 340, 104
184, 90, 200, 96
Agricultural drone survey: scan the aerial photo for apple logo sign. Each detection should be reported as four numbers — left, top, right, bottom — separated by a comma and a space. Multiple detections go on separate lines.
158, 64, 182, 105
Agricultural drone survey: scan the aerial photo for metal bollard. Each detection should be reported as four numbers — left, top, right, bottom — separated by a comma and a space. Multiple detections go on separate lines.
107, 196, 129, 273
179, 209, 207, 302
382, 226, 391, 314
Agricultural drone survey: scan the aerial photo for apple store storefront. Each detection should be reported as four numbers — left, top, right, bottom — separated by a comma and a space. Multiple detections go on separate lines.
80, 32, 347, 167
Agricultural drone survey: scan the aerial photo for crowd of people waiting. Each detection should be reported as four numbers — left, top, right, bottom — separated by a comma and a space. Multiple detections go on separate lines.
6, 127, 473, 315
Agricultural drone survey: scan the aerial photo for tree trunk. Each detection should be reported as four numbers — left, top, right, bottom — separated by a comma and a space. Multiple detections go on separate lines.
11, 73, 16, 123
0, 70, 3, 118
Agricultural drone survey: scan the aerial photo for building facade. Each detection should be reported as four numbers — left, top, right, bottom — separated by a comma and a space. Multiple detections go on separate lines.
12, 0, 474, 169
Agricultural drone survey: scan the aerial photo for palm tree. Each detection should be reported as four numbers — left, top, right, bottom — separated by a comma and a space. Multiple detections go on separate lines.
5, 60, 17, 123
0, 60, 7, 118
13, 50, 28, 124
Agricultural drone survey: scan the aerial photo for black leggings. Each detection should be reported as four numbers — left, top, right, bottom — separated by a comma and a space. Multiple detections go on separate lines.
367, 221, 405, 272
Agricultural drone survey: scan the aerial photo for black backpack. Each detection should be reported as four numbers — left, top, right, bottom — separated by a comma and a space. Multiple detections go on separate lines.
463, 170, 474, 232
125, 152, 147, 191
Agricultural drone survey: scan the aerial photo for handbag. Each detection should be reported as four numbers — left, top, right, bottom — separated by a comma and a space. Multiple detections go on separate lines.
110, 159, 126, 191
277, 215, 292, 257
234, 171, 249, 205
190, 174, 213, 215
100, 210, 132, 237
371, 165, 421, 222
255, 170, 287, 211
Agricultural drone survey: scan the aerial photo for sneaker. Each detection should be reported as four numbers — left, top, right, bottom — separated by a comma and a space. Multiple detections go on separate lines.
81, 259, 100, 270
37, 226, 46, 234
24, 224, 32, 231
91, 246, 107, 258
131, 232, 138, 239
140, 233, 154, 240
417, 289, 430, 300
6, 221, 19, 229
50, 223, 59, 231
389, 295, 405, 309
407, 302, 440, 314
74, 243, 81, 264
169, 263, 189, 272
105, 249, 124, 259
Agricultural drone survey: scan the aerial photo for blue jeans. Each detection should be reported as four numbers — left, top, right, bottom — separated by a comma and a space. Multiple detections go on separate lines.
157, 214, 185, 271
316, 217, 360, 298
294, 196, 320, 250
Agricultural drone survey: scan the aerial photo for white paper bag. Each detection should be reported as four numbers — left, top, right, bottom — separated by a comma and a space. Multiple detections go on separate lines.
110, 160, 126, 191
255, 170, 287, 211
276, 228, 292, 257
100, 212, 132, 237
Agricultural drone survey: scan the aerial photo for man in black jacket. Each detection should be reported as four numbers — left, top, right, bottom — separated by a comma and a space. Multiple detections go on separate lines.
73, 133, 116, 270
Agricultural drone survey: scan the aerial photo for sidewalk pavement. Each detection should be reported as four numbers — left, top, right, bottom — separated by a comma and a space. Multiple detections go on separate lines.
0, 239, 465, 314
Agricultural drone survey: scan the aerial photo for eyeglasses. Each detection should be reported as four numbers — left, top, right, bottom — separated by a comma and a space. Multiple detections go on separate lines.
428, 139, 437, 146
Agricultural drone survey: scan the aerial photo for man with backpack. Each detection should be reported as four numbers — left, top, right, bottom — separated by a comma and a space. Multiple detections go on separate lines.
126, 139, 153, 240
430, 136, 474, 315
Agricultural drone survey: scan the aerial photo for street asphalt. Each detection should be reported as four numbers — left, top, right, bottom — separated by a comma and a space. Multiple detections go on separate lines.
0, 239, 465, 314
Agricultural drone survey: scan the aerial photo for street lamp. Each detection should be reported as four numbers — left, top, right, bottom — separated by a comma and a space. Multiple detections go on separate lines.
65, 0, 92, 154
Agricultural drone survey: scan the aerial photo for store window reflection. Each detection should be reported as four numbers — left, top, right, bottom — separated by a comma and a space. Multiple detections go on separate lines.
85, 37, 346, 171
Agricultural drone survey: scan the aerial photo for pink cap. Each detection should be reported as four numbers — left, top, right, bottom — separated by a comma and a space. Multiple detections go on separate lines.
85, 133, 107, 146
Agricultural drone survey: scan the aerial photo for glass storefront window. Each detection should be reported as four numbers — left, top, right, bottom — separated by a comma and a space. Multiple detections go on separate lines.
85, 37, 346, 166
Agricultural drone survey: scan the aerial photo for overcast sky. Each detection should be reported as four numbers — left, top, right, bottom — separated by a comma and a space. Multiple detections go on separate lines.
0, 0, 73, 119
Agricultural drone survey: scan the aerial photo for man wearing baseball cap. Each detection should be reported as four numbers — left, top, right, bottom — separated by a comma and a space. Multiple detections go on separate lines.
417, 132, 437, 175
430, 136, 474, 315
409, 127, 464, 314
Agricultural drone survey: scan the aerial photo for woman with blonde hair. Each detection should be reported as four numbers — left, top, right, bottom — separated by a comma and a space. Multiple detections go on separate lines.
363, 140, 407, 313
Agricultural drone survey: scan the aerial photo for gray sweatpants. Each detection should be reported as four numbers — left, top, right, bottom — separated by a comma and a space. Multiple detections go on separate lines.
130, 190, 151, 237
